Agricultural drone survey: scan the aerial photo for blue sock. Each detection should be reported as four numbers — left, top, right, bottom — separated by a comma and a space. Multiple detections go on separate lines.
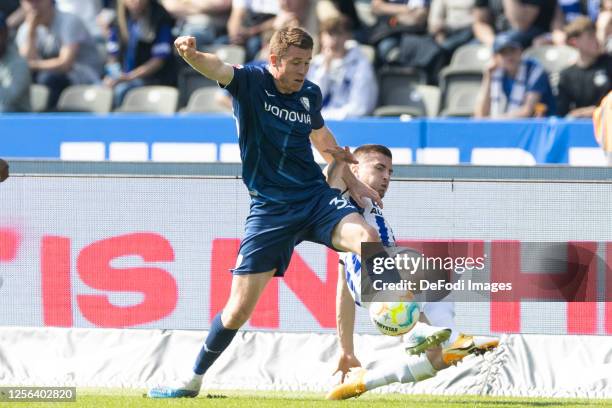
193, 312, 238, 375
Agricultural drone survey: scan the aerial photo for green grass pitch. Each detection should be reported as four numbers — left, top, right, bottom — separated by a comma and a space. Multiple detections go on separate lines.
3, 389, 609, 408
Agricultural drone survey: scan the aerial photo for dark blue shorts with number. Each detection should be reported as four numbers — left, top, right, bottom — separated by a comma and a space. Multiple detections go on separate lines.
233, 186, 358, 276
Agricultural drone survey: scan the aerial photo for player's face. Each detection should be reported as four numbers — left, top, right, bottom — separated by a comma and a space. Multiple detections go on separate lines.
271, 46, 312, 93
353, 152, 393, 199
497, 47, 522, 75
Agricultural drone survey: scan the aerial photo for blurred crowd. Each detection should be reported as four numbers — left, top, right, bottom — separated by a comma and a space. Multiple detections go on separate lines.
0, 0, 611, 119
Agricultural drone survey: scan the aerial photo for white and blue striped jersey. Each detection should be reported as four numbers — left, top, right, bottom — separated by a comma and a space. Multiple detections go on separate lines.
339, 194, 396, 307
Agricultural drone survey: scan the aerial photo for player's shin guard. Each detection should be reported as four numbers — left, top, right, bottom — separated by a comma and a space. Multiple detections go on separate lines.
193, 312, 238, 375
364, 353, 437, 390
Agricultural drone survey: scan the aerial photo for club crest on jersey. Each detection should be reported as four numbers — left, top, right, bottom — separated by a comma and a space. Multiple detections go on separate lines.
300, 97, 310, 111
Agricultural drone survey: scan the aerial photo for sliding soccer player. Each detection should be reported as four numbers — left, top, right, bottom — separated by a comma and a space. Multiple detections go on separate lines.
324, 144, 499, 400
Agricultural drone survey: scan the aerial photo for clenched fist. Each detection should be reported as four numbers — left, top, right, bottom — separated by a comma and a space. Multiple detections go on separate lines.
175, 36, 198, 61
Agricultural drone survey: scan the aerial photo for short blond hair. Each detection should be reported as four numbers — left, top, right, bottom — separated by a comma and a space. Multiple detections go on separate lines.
269, 26, 314, 58
565, 16, 596, 40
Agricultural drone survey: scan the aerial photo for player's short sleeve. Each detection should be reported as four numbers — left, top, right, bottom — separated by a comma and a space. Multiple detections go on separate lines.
474, 0, 489, 7
311, 85, 325, 130
222, 64, 255, 101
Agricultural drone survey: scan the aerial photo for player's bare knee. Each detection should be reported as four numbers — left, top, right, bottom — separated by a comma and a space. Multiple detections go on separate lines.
221, 307, 251, 329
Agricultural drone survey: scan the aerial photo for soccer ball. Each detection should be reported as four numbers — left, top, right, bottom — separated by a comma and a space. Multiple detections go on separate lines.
369, 301, 420, 336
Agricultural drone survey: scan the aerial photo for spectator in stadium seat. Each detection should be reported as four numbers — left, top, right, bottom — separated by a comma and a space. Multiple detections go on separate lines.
104, 0, 176, 107
161, 0, 231, 46
597, 0, 612, 53
369, 0, 429, 65
428, 0, 475, 61
307, 15, 378, 119
0, 12, 30, 112
475, 32, 556, 118
16, 0, 104, 109
472, 0, 565, 48
558, 16, 611, 117
226, 0, 279, 61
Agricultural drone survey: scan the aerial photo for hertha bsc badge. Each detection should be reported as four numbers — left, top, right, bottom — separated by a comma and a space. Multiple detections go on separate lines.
300, 97, 310, 111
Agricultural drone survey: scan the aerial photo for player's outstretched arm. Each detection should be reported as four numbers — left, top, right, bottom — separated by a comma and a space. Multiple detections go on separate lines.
334, 263, 361, 383
323, 152, 348, 192
310, 127, 382, 208
174, 36, 234, 86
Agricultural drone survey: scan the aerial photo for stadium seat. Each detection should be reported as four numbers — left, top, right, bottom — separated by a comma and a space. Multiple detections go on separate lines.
448, 44, 491, 72
29, 84, 50, 113
376, 84, 440, 117
201, 44, 246, 65
374, 105, 425, 118
415, 84, 441, 117
439, 88, 480, 117
378, 66, 427, 102
180, 87, 232, 114
57, 85, 113, 113
114, 86, 179, 114
438, 70, 483, 117
177, 66, 218, 107
523, 45, 578, 74
523, 45, 578, 90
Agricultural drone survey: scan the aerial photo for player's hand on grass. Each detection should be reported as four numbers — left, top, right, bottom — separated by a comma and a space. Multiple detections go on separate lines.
334, 352, 362, 383
175, 36, 198, 61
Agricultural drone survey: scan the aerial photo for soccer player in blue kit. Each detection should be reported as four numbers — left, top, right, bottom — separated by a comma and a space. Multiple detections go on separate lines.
148, 26, 385, 398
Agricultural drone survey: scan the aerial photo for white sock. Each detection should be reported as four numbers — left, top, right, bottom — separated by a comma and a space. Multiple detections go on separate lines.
364, 353, 437, 391
422, 302, 459, 346
184, 373, 203, 390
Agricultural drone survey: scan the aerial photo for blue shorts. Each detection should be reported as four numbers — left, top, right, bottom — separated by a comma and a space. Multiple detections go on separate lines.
233, 187, 358, 277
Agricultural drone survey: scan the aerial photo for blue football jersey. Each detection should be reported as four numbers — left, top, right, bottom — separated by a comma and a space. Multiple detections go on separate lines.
223, 64, 328, 203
